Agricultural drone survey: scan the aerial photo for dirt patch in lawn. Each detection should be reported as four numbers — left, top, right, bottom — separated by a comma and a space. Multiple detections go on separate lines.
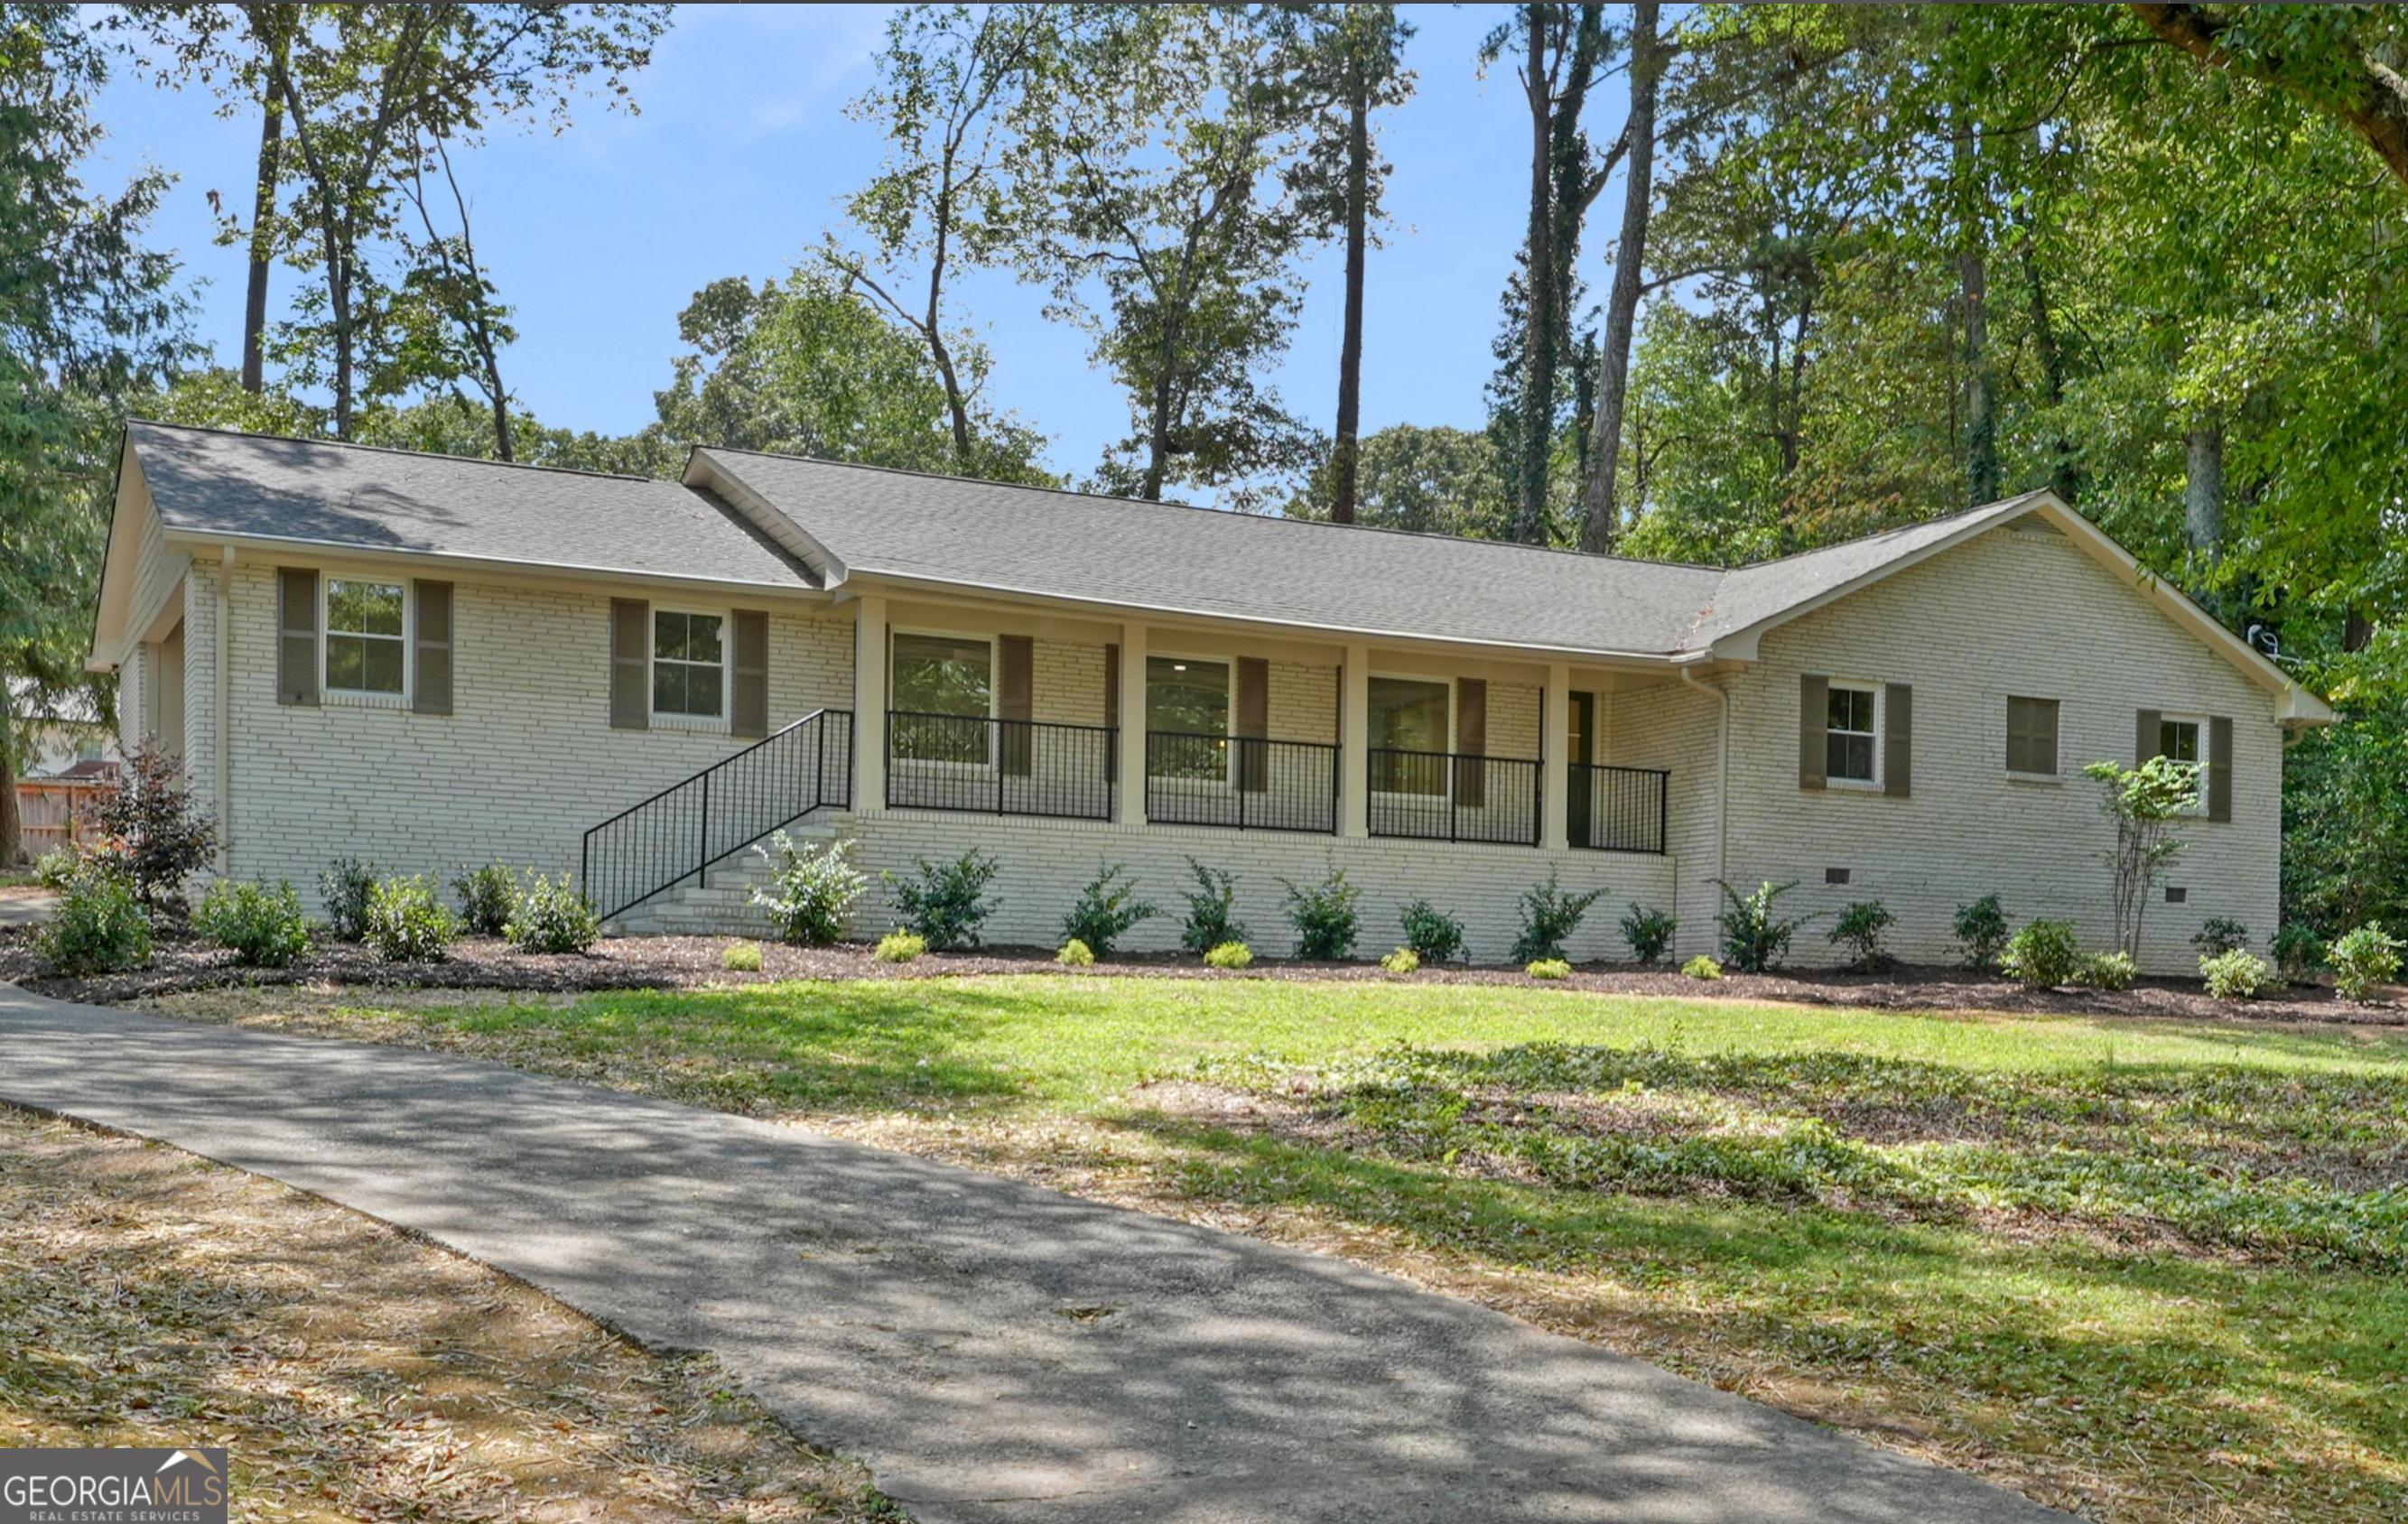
0, 1106, 897, 1522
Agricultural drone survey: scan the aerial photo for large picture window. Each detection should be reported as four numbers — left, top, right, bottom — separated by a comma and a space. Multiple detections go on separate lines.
1369, 675, 1450, 795
1826, 683, 1878, 785
325, 579, 405, 696
1148, 655, 1230, 779
892, 632, 992, 762
651, 610, 725, 720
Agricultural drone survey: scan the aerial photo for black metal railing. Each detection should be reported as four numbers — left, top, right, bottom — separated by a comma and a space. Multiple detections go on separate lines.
1366, 748, 1542, 846
581, 708, 855, 922
886, 711, 1114, 821
1146, 731, 1341, 834
1570, 763, 1669, 854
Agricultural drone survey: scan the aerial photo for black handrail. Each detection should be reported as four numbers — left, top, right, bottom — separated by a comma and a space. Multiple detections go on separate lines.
1366, 748, 1542, 846
581, 708, 854, 922
1570, 762, 1669, 854
885, 711, 1114, 821
1145, 731, 1340, 833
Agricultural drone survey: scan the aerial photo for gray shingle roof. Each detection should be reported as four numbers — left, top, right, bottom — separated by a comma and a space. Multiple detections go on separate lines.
697, 449, 1731, 656
128, 421, 814, 590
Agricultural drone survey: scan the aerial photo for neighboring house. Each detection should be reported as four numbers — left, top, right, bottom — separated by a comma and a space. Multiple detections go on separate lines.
9, 680, 119, 860
88, 421, 2332, 971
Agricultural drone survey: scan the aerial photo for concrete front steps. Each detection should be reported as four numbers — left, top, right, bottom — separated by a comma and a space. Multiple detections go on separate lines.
604, 820, 835, 938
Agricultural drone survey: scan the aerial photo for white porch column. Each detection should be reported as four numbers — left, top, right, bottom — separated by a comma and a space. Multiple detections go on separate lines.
1340, 643, 1370, 839
853, 594, 888, 812
1118, 622, 1148, 824
1542, 661, 1571, 851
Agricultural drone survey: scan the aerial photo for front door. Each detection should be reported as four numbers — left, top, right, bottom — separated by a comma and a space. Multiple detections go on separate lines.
1567, 691, 1595, 849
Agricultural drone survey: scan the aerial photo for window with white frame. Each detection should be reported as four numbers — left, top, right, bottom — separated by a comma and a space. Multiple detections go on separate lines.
890, 631, 992, 762
1826, 683, 1878, 785
1369, 675, 1451, 795
1147, 655, 1232, 780
325, 579, 406, 696
651, 609, 726, 720
2159, 715, 2207, 812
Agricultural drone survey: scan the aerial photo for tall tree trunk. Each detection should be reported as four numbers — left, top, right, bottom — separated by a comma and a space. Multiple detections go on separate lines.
0, 726, 18, 868
1514, 4, 1557, 544
241, 19, 289, 395
2345, 609, 2375, 651
1141, 363, 1176, 501
1577, 0, 1660, 553
1957, 118, 1997, 505
1331, 70, 1369, 524
2185, 421, 2224, 553
2019, 224, 2078, 502
926, 183, 973, 467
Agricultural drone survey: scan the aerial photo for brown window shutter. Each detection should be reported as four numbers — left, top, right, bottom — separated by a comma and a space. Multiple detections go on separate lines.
1883, 683, 1912, 797
730, 609, 769, 739
999, 634, 1033, 776
2208, 715, 2233, 822
1236, 655, 1269, 793
1455, 676, 1487, 807
276, 568, 320, 707
412, 580, 453, 716
1103, 642, 1120, 778
609, 598, 649, 729
1799, 674, 1827, 790
2135, 708, 2162, 766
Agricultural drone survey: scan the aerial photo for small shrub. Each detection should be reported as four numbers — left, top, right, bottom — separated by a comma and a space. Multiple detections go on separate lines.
450, 862, 519, 935
2200, 948, 2273, 1001
1715, 879, 1804, 973
1176, 858, 1249, 954
506, 873, 600, 954
1279, 866, 1361, 960
2001, 918, 2083, 990
1511, 869, 1606, 963
319, 858, 380, 942
1380, 946, 1420, 975
1619, 903, 1677, 964
874, 930, 926, 963
883, 849, 999, 951
1056, 937, 1096, 967
36, 871, 152, 975
89, 741, 217, 907
1952, 893, 2010, 971
2191, 916, 2250, 959
751, 832, 866, 946
33, 848, 77, 891
1398, 899, 1464, 963
1204, 940, 1254, 970
1681, 953, 1723, 980
1827, 899, 1896, 971
1526, 958, 1572, 980
1062, 862, 1156, 955
2329, 923, 2403, 1002
363, 875, 460, 963
192, 878, 311, 968
2077, 949, 2138, 991
721, 941, 764, 972
2272, 923, 2323, 985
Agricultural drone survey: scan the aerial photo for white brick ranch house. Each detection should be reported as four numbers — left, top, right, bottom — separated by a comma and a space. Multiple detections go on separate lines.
89, 421, 2332, 971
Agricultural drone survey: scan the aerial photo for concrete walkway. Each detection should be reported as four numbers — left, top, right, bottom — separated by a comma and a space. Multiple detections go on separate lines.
0, 986, 2066, 1522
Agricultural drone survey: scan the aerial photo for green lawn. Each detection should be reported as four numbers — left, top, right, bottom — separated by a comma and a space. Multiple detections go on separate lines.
154, 976, 2408, 1521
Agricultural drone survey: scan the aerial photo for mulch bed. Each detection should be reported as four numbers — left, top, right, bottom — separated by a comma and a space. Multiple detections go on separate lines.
3, 920, 2397, 1027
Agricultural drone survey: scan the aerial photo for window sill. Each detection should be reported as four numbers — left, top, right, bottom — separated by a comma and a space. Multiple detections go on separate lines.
2005, 771, 2063, 786
650, 711, 730, 735
1824, 777, 1883, 793
323, 688, 410, 711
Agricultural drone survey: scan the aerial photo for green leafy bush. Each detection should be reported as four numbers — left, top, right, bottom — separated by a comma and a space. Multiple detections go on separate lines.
750, 832, 866, 946
883, 849, 999, 951
2077, 949, 2138, 991
1511, 869, 1605, 963
451, 862, 519, 935
1056, 937, 1095, 967
1398, 899, 1464, 963
1715, 879, 1804, 973
1380, 946, 1420, 975
90, 741, 217, 906
1279, 866, 1360, 960
506, 873, 600, 954
1827, 900, 1896, 971
318, 858, 381, 942
363, 875, 460, 963
36, 871, 152, 975
2272, 923, 2323, 985
1619, 903, 1677, 964
2200, 948, 2272, 1001
1681, 953, 1723, 980
2329, 923, 2403, 1002
721, 941, 764, 972
2001, 918, 2083, 990
1176, 858, 1248, 954
1525, 958, 1572, 980
33, 848, 77, 891
2191, 917, 2250, 959
874, 931, 926, 963
192, 878, 311, 967
1204, 940, 1254, 970
1952, 894, 2009, 971
1062, 862, 1156, 954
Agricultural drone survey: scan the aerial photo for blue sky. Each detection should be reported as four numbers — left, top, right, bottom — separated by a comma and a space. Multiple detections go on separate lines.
88, 4, 1632, 482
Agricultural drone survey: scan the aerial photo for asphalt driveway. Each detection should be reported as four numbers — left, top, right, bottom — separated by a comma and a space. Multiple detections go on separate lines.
0, 984, 2067, 1522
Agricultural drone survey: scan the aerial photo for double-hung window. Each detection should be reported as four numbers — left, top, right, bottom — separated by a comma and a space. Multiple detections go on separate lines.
325, 579, 407, 698
2006, 695, 2060, 776
1147, 655, 1231, 780
891, 632, 993, 763
1826, 683, 1878, 785
2159, 715, 2207, 813
651, 610, 725, 722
